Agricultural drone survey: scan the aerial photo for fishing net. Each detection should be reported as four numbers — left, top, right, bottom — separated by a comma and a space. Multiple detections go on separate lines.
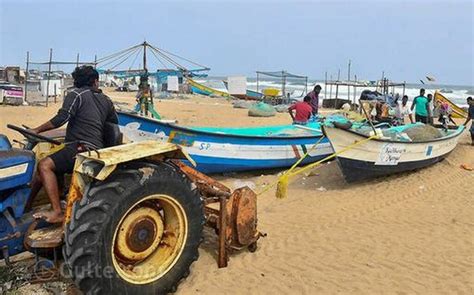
274, 104, 290, 113
248, 102, 276, 117
233, 100, 254, 109
404, 125, 444, 141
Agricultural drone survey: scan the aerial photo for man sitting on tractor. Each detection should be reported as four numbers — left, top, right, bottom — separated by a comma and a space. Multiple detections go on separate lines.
28, 66, 118, 223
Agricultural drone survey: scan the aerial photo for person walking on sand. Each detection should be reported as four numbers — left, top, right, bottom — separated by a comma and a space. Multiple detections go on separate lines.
307, 85, 322, 116
27, 66, 118, 223
463, 96, 474, 146
411, 88, 430, 123
288, 95, 313, 125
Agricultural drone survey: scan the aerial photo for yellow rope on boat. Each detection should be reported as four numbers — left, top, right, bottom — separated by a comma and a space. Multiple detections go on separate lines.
275, 134, 379, 199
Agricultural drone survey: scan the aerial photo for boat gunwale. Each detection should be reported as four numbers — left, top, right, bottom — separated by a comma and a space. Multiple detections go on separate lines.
322, 124, 465, 145
118, 111, 324, 140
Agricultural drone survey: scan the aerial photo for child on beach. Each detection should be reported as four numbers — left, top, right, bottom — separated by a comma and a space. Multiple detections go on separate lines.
288, 95, 313, 125
463, 96, 474, 145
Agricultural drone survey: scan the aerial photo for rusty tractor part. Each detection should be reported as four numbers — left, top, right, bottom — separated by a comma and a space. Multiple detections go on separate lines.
172, 160, 264, 268
23, 219, 63, 283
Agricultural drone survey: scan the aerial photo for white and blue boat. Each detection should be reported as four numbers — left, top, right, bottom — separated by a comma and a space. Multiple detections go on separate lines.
118, 111, 333, 173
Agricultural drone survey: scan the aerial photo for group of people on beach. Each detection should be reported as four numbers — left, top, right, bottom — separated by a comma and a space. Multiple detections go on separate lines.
287, 86, 474, 145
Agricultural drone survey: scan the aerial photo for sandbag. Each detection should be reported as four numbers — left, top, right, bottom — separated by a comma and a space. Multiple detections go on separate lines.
248, 102, 276, 117
233, 100, 254, 109
274, 104, 290, 113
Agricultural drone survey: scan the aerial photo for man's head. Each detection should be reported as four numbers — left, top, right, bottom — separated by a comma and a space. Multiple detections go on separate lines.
427, 93, 433, 101
72, 66, 99, 88
303, 95, 311, 103
314, 85, 322, 94
467, 96, 473, 106
420, 88, 425, 96
402, 95, 409, 105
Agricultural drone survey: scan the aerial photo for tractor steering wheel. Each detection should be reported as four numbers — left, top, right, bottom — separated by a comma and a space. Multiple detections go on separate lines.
7, 124, 62, 145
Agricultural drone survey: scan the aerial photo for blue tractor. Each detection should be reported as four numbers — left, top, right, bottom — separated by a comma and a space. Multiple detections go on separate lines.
0, 124, 261, 294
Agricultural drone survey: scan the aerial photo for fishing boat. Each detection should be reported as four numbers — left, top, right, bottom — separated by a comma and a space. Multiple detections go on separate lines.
187, 78, 230, 97
222, 80, 263, 100
118, 111, 332, 173
323, 122, 464, 182
434, 91, 468, 119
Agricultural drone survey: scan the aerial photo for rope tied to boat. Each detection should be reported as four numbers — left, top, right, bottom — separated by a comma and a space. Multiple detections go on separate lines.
256, 135, 326, 197
275, 134, 380, 199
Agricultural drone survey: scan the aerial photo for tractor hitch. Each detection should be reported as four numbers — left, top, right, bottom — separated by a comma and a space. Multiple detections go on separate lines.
172, 160, 263, 268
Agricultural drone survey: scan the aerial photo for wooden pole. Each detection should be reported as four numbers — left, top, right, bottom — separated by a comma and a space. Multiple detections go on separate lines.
329, 74, 333, 99
324, 71, 327, 99
281, 70, 285, 98
76, 53, 79, 68
143, 42, 147, 72
354, 74, 357, 103
347, 60, 351, 101
24, 51, 29, 103
256, 72, 259, 93
45, 48, 53, 107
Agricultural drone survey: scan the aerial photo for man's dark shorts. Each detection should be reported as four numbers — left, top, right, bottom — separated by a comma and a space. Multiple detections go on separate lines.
415, 114, 428, 124
49, 144, 79, 175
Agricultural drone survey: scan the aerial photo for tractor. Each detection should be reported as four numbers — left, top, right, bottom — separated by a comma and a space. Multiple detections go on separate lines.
0, 124, 262, 294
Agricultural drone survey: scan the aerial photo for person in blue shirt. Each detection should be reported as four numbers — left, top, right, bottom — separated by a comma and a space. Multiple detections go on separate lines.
410, 88, 430, 123
463, 96, 474, 146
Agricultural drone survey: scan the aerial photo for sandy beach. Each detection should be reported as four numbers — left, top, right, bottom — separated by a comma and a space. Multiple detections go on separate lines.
0, 90, 472, 294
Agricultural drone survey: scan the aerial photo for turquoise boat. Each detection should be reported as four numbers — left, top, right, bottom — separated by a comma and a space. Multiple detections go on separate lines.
118, 111, 333, 173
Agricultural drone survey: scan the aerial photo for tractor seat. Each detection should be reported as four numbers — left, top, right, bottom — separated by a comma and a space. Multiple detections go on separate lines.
104, 122, 123, 147
0, 149, 35, 191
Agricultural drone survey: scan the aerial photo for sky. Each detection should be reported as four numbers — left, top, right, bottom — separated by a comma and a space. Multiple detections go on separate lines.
0, 0, 473, 85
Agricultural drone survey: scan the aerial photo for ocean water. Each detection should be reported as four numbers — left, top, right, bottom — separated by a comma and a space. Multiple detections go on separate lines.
197, 77, 473, 107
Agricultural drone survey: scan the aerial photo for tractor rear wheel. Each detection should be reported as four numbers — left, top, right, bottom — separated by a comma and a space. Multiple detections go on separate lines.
63, 161, 204, 294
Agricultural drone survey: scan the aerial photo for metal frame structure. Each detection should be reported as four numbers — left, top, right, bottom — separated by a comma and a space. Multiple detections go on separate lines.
256, 70, 308, 98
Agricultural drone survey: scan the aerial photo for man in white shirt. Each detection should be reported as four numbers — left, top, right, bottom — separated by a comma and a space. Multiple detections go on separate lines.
396, 95, 414, 125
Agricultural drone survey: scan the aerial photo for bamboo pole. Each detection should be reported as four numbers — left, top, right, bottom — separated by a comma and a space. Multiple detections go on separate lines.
324, 71, 327, 99
24, 51, 29, 103
329, 74, 333, 99
45, 48, 53, 107
347, 60, 351, 100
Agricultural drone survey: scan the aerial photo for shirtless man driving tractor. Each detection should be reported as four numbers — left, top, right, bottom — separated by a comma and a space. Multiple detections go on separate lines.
29, 66, 117, 223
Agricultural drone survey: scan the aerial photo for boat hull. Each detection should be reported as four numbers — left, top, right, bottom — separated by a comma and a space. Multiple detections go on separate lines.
324, 125, 463, 182
434, 91, 467, 119
187, 78, 230, 97
118, 112, 333, 173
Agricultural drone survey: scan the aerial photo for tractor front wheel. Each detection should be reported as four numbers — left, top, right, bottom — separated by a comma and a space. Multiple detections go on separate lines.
63, 161, 204, 294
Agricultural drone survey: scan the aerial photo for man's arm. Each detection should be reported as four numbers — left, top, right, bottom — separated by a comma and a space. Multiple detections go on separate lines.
411, 97, 416, 111
463, 114, 472, 126
288, 105, 296, 121
31, 91, 81, 133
